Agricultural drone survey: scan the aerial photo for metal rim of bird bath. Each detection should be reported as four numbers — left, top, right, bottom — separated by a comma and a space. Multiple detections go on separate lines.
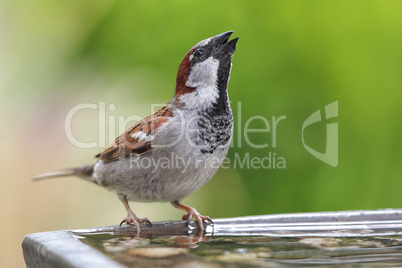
22, 209, 402, 267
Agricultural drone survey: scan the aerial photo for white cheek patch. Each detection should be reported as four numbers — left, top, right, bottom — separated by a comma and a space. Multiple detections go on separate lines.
185, 57, 219, 88
181, 56, 220, 109
179, 58, 219, 110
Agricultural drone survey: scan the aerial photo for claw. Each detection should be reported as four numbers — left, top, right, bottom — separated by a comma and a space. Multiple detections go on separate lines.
141, 217, 153, 227
203, 216, 214, 225
119, 213, 152, 235
171, 201, 213, 231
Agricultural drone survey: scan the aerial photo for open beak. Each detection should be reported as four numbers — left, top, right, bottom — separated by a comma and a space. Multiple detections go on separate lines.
212, 31, 239, 57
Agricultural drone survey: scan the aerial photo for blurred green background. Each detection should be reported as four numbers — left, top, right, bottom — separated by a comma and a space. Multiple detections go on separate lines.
2, 0, 402, 266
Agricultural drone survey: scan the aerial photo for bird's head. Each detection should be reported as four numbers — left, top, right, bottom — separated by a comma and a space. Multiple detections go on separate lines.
174, 31, 238, 110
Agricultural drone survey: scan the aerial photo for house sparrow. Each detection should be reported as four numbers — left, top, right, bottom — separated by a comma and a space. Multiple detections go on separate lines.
35, 31, 238, 234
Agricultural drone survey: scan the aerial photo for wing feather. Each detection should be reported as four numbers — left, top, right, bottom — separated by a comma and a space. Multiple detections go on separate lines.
97, 103, 172, 163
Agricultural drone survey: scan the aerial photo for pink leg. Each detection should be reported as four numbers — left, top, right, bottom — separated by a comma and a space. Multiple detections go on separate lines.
119, 197, 152, 235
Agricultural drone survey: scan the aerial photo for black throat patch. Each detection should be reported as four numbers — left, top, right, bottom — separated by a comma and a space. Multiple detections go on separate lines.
196, 58, 234, 154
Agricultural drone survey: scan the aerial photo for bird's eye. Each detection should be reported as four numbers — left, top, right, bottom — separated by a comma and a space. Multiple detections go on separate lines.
194, 49, 204, 58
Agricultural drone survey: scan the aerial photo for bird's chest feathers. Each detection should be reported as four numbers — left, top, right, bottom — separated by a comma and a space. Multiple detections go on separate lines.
171, 106, 233, 157
193, 110, 233, 155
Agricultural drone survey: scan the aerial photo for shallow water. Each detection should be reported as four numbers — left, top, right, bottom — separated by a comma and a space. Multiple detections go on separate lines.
76, 231, 402, 267
72, 211, 402, 267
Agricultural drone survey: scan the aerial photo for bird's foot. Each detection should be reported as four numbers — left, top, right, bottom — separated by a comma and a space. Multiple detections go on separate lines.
182, 207, 213, 230
120, 211, 152, 231
171, 201, 213, 232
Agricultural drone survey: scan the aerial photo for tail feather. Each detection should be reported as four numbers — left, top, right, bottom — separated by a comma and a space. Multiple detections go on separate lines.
33, 165, 94, 181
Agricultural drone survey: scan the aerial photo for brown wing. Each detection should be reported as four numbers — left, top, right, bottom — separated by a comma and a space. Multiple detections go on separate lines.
97, 103, 173, 163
